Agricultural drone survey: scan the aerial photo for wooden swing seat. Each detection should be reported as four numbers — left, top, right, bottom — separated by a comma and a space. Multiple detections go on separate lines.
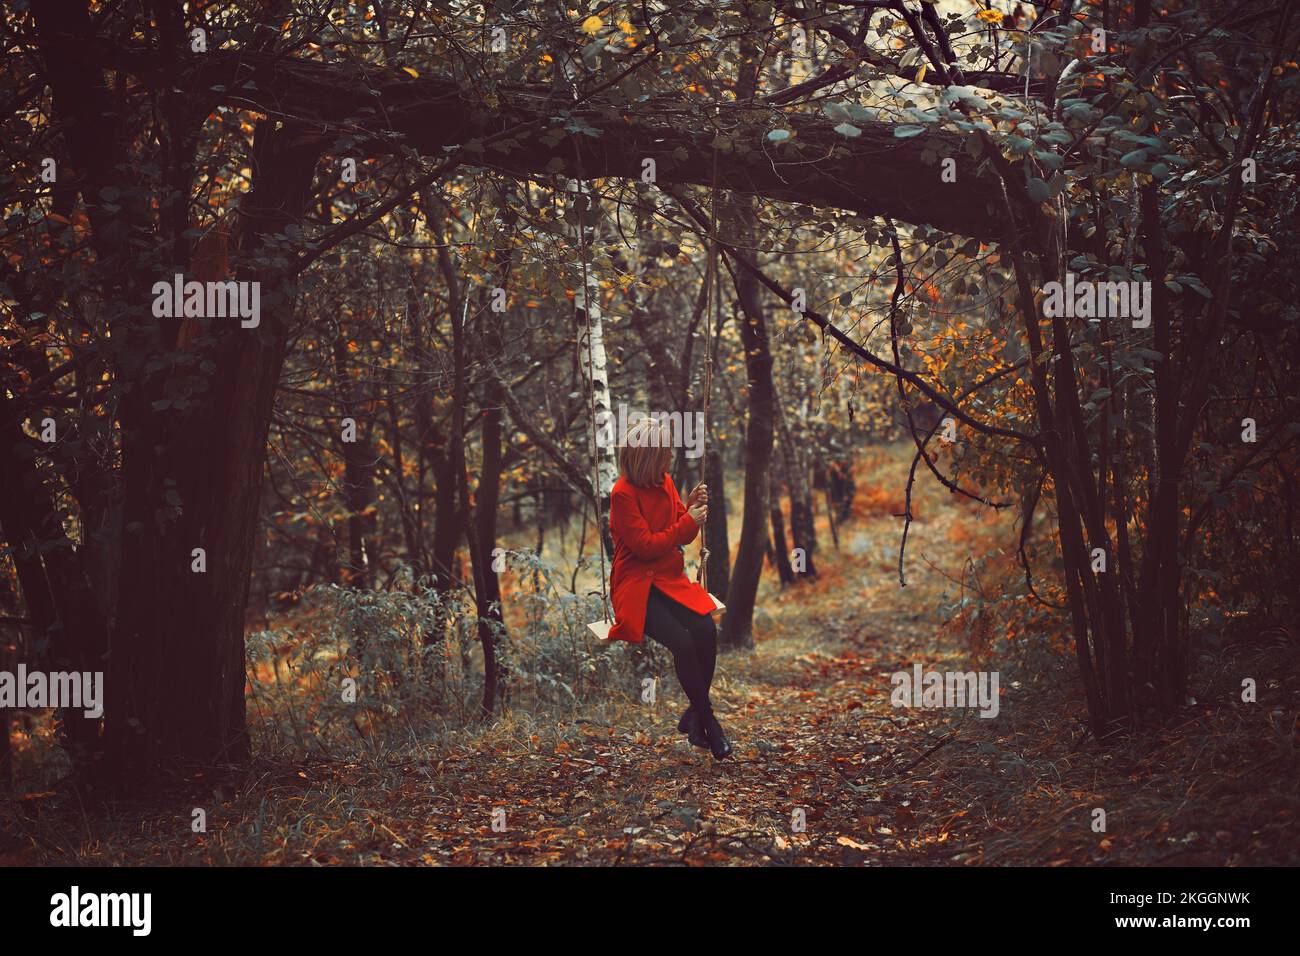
587, 593, 726, 641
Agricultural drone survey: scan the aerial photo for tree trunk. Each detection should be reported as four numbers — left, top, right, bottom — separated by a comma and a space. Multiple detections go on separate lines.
103, 124, 319, 783
767, 489, 796, 586
828, 458, 855, 523
473, 360, 508, 715
718, 197, 774, 650
716, 18, 775, 650
0, 403, 108, 765
703, 448, 732, 598
776, 402, 818, 579
332, 337, 377, 588
571, 180, 618, 562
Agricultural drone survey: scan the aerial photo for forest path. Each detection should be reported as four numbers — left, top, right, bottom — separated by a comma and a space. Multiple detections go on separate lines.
355, 445, 1000, 865
246, 443, 1293, 867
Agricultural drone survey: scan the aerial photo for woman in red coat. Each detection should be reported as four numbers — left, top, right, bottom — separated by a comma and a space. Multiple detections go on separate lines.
608, 418, 732, 759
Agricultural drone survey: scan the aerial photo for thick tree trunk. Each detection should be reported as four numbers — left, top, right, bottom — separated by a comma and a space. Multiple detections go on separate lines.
32, 0, 322, 786
717, 19, 775, 650
719, 198, 775, 650
103, 125, 319, 783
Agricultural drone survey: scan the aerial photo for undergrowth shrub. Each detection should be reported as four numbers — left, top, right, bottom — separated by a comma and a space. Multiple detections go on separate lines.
245, 549, 647, 758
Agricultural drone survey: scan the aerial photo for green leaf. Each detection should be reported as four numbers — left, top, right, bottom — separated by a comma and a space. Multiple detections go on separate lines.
833, 122, 862, 138
1025, 177, 1050, 202
767, 129, 793, 143
1120, 148, 1148, 168
893, 124, 926, 138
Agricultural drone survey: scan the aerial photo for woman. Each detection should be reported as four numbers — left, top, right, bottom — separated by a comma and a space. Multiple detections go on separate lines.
606, 418, 733, 760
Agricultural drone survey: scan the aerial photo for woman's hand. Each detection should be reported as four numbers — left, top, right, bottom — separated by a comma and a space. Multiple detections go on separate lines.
685, 482, 709, 510
688, 502, 708, 526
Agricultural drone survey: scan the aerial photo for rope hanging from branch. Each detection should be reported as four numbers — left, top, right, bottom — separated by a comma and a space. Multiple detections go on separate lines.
696, 135, 720, 592
583, 109, 726, 637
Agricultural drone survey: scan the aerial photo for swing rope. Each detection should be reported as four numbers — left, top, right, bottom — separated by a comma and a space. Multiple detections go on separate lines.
696, 113, 721, 591
583, 111, 723, 635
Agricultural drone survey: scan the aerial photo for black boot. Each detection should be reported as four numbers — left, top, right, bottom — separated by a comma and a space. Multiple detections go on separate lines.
677, 706, 693, 734
699, 706, 733, 760
678, 706, 709, 749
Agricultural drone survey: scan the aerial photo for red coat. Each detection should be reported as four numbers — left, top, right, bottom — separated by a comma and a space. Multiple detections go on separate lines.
606, 472, 715, 643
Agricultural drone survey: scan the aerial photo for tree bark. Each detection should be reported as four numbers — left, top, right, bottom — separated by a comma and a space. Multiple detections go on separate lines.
768, 492, 796, 586
718, 200, 775, 651
473, 350, 508, 715
703, 448, 733, 599
102, 123, 319, 782
332, 337, 377, 589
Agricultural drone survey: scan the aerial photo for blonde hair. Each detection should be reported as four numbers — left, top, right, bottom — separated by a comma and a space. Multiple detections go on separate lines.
618, 417, 673, 487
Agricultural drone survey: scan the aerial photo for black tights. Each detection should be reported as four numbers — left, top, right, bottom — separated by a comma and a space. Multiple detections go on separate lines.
643, 586, 718, 712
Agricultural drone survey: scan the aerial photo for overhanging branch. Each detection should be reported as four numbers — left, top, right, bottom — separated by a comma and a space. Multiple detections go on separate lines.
90, 44, 1013, 239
